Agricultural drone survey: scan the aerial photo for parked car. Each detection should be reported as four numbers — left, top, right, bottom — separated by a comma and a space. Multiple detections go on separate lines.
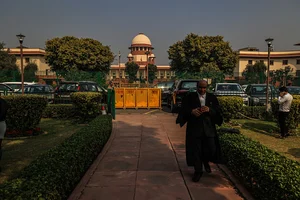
167, 79, 199, 113
1, 82, 36, 92
241, 84, 248, 91
287, 86, 300, 95
15, 84, 55, 103
54, 81, 106, 104
213, 83, 248, 105
245, 84, 278, 106
0, 83, 14, 96
154, 81, 175, 103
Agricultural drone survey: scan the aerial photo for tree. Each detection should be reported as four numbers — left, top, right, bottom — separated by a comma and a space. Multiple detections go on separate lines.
0, 43, 20, 82
24, 63, 38, 82
242, 62, 267, 84
147, 64, 157, 84
45, 36, 114, 74
63, 69, 107, 86
168, 33, 238, 75
125, 62, 139, 83
270, 66, 294, 86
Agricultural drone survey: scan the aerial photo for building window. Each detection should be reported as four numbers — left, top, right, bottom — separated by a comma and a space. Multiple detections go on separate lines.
248, 60, 252, 65
282, 60, 288, 65
112, 72, 116, 78
297, 59, 300, 65
25, 58, 30, 63
270, 60, 274, 65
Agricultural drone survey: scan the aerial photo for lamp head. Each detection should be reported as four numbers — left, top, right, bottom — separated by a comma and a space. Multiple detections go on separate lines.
265, 38, 274, 45
16, 33, 25, 44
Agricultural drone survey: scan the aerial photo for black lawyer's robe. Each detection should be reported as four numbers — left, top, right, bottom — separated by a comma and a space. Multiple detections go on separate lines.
176, 92, 224, 166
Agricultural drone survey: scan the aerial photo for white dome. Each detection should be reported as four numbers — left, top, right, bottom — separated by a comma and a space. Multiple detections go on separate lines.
131, 33, 151, 45
150, 53, 155, 58
127, 53, 133, 58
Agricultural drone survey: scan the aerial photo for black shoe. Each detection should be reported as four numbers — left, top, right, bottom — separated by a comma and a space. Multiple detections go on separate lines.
203, 162, 212, 173
192, 171, 203, 182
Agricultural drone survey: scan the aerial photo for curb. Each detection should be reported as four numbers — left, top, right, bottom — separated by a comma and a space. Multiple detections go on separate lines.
68, 120, 117, 200
217, 164, 255, 200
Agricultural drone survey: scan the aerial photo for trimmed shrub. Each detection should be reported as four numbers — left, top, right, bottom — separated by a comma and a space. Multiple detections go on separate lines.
0, 115, 112, 200
241, 106, 274, 121
217, 96, 243, 122
293, 95, 300, 100
271, 98, 300, 132
70, 92, 102, 121
3, 95, 47, 131
219, 131, 300, 200
42, 104, 76, 119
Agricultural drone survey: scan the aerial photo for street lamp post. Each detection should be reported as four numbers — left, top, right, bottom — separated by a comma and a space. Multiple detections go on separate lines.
16, 33, 25, 95
118, 51, 121, 87
265, 38, 273, 111
145, 51, 150, 87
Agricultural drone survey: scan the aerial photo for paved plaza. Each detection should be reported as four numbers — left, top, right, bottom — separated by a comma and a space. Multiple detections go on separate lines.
69, 112, 249, 200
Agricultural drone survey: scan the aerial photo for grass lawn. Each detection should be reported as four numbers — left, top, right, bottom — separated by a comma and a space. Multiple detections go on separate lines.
233, 119, 300, 162
0, 118, 84, 184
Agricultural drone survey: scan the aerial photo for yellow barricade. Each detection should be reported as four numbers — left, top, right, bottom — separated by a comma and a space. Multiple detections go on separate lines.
135, 89, 148, 108
124, 88, 136, 108
148, 89, 161, 108
115, 88, 161, 109
115, 88, 125, 108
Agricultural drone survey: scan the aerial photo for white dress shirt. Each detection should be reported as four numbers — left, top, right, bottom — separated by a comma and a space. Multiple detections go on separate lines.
197, 92, 206, 107
278, 93, 293, 112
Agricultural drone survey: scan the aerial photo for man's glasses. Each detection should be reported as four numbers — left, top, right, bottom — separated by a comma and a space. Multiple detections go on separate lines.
198, 87, 207, 89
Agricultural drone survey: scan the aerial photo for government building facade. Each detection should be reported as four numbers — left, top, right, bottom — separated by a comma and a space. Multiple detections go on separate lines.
4, 33, 300, 85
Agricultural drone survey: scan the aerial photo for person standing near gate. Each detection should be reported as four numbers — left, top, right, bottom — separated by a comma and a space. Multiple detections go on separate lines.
278, 86, 293, 139
179, 80, 223, 182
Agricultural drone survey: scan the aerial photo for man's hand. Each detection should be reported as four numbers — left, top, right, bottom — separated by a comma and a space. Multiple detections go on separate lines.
200, 106, 210, 113
191, 108, 202, 117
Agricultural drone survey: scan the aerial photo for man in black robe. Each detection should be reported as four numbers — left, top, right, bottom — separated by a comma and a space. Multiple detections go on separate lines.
178, 80, 223, 182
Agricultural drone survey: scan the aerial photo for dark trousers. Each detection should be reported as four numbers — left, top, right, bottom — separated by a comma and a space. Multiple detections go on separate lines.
278, 111, 289, 137
192, 136, 216, 172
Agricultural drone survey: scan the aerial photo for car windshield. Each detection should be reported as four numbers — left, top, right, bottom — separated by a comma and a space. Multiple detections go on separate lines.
157, 82, 173, 88
24, 86, 45, 93
288, 87, 300, 95
251, 86, 269, 94
180, 81, 198, 90
217, 84, 242, 91
59, 83, 78, 92
5, 84, 22, 90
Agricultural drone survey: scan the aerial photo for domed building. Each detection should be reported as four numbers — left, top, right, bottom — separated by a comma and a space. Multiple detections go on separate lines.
109, 33, 173, 85
127, 33, 155, 65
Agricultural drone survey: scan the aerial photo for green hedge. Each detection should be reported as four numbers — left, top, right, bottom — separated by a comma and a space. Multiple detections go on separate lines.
219, 131, 300, 200
271, 99, 300, 132
71, 92, 103, 121
217, 96, 243, 122
241, 106, 274, 121
3, 95, 47, 131
42, 104, 76, 119
0, 115, 112, 200
293, 95, 300, 100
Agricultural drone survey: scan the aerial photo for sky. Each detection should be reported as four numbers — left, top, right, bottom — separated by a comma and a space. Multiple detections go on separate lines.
0, 0, 299, 65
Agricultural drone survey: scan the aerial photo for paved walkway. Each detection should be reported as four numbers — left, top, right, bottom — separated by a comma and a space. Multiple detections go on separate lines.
69, 113, 247, 200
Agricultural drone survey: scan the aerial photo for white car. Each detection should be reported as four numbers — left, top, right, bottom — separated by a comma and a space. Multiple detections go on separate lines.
1, 82, 36, 92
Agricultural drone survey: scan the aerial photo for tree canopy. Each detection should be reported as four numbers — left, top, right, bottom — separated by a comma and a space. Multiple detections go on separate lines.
45, 36, 114, 73
125, 62, 139, 83
24, 63, 38, 82
242, 62, 267, 84
147, 64, 157, 84
168, 33, 238, 75
270, 66, 294, 86
0, 43, 20, 82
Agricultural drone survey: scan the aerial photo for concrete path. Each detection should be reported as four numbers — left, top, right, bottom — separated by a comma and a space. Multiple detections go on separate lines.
69, 113, 247, 200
